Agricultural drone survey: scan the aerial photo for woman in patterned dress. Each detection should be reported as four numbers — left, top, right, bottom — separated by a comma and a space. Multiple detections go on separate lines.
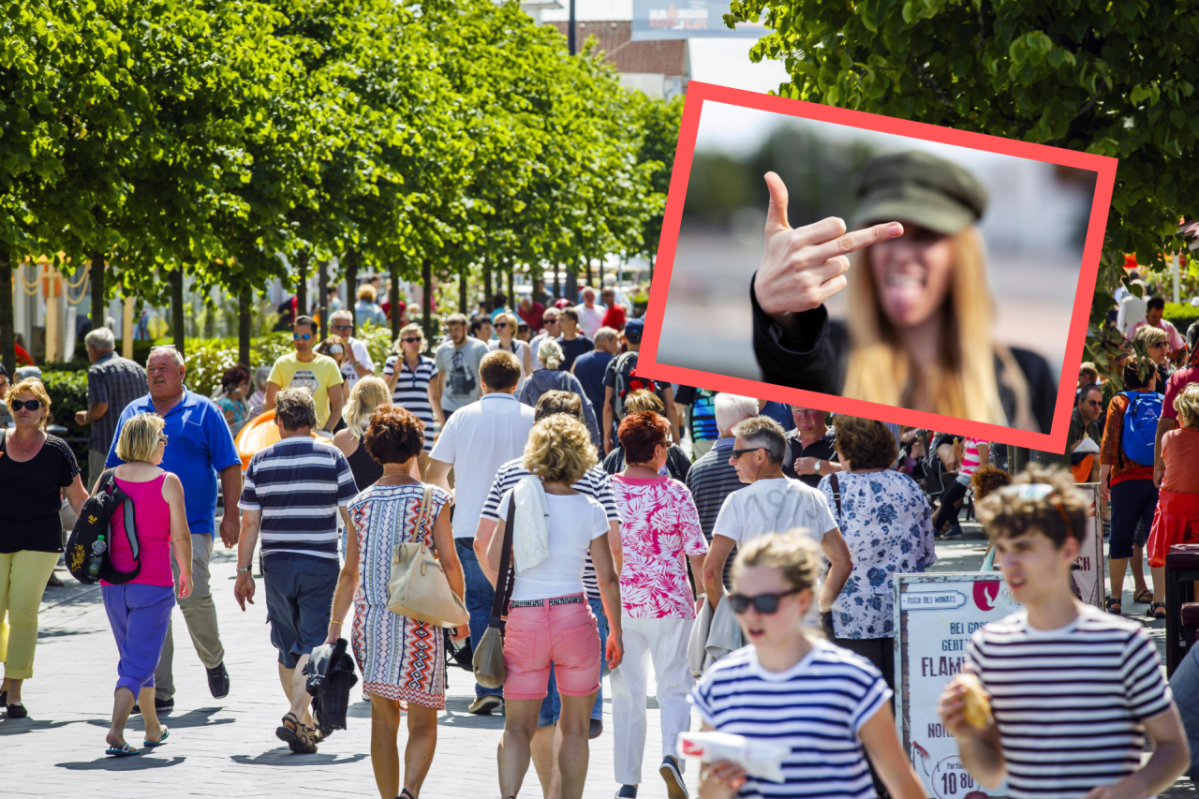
326, 405, 467, 799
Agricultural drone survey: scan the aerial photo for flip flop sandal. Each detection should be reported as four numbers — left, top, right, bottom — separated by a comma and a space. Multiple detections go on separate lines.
144, 726, 170, 747
1149, 602, 1168, 620
1134, 588, 1154, 604
276, 713, 317, 754
105, 742, 141, 757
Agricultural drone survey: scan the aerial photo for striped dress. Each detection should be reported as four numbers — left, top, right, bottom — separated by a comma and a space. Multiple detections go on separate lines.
382, 355, 438, 452
349, 483, 451, 708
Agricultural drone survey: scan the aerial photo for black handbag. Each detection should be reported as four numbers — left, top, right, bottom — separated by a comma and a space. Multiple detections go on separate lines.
471, 495, 516, 689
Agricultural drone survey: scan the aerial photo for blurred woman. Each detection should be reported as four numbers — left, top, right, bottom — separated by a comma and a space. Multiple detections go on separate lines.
216, 365, 252, 437
610, 411, 707, 799
818, 416, 935, 690
1147, 383, 1199, 620
490, 311, 534, 378
0, 379, 88, 717
1135, 324, 1173, 390
355, 285, 387, 328
102, 413, 193, 757
601, 390, 690, 481
317, 336, 348, 370
973, 464, 1014, 572
247, 365, 272, 419
382, 324, 438, 474
751, 150, 1056, 432
693, 533, 925, 799
486, 415, 623, 799
334, 376, 400, 491
326, 406, 467, 799
517, 339, 601, 448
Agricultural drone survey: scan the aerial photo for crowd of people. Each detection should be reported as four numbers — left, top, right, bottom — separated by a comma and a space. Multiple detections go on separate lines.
0, 276, 1195, 799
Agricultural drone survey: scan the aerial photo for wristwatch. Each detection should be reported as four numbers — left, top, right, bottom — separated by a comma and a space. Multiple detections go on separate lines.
236, 566, 252, 575
814, 459, 823, 476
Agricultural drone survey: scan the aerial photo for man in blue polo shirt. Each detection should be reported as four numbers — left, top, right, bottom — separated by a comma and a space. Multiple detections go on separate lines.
107, 345, 242, 711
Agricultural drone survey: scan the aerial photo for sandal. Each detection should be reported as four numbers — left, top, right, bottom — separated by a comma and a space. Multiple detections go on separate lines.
1149, 602, 1167, 620
105, 742, 141, 757
1106, 595, 1122, 615
276, 712, 317, 754
1134, 588, 1154, 604
399, 790, 416, 799
144, 726, 170, 747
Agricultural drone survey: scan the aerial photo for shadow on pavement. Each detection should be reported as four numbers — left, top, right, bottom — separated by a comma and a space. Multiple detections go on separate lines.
0, 717, 76, 736
231, 750, 367, 767
439, 698, 505, 730
84, 707, 234, 731
57, 755, 186, 771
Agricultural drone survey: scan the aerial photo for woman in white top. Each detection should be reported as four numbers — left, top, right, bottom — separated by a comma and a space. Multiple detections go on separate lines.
692, 533, 925, 799
487, 415, 624, 799
489, 311, 534, 378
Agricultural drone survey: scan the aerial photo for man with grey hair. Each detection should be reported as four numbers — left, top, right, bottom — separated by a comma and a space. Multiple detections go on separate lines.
571, 325, 620, 416
107, 344, 242, 711
703, 416, 853, 615
234, 388, 357, 753
574, 285, 606, 339
326, 309, 374, 395
76, 327, 146, 487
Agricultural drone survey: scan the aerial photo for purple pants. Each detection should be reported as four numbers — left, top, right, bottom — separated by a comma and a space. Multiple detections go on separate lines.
102, 583, 175, 697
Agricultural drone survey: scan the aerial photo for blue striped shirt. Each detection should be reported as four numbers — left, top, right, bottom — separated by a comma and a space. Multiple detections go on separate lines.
239, 438, 358, 562
690, 642, 890, 799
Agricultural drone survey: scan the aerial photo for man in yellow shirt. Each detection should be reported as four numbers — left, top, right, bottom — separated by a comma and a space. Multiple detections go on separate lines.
264, 316, 345, 433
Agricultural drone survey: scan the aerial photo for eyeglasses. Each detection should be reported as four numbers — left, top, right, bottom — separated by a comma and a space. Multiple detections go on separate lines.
331, 324, 352, 331
728, 590, 801, 614
730, 447, 762, 460
10, 399, 42, 412
402, 337, 422, 344
293, 333, 312, 340
791, 408, 820, 417
1084, 400, 1100, 407
159, 434, 169, 446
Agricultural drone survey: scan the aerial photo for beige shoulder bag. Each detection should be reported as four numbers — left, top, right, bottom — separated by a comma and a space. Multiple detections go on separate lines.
387, 485, 470, 628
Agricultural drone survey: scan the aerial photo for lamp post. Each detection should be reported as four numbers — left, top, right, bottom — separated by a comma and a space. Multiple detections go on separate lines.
568, 0, 575, 55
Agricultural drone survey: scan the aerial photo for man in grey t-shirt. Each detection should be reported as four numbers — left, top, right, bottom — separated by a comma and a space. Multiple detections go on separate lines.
431, 312, 490, 424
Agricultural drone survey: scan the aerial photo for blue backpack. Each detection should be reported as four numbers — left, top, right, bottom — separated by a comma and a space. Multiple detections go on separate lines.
1119, 391, 1163, 466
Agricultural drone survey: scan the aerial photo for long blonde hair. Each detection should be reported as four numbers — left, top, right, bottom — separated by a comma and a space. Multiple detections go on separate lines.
842, 226, 1014, 426
343, 376, 391, 440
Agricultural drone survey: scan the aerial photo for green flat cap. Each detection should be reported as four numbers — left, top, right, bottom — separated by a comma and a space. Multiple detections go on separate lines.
849, 150, 988, 236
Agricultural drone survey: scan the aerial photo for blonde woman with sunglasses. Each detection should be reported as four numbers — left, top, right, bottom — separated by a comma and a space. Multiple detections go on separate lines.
490, 311, 534, 379
382, 324, 439, 464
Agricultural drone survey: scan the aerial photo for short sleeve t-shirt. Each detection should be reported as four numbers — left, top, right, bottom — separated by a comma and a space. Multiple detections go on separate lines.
339, 337, 375, 396
711, 477, 837, 547
1161, 365, 1199, 421
0, 434, 80, 552
267, 352, 344, 430
967, 606, 1173, 799
612, 476, 708, 619
497, 490, 608, 602
433, 337, 490, 412
690, 641, 891, 799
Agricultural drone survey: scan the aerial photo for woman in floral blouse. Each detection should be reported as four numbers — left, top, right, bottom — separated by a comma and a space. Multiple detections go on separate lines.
610, 411, 708, 799
817, 415, 936, 691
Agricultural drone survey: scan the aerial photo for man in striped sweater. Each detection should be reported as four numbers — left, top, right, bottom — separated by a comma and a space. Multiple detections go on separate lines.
938, 465, 1188, 799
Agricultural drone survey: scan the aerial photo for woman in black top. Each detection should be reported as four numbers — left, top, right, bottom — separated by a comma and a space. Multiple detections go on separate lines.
0, 379, 88, 717
750, 151, 1057, 433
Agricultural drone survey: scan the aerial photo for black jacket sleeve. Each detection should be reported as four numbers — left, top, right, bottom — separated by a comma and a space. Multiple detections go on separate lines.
1010, 347, 1058, 435
750, 271, 845, 395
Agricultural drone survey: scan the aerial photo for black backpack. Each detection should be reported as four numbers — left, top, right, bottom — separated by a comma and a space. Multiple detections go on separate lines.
65, 468, 141, 585
611, 352, 665, 419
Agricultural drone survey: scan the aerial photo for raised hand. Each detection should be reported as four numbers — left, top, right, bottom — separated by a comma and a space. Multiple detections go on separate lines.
752, 171, 903, 324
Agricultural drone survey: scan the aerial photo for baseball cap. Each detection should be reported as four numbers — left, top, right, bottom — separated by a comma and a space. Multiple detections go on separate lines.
624, 318, 645, 343
850, 151, 988, 236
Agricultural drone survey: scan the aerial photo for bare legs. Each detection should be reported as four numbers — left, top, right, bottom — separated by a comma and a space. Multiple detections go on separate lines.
277, 657, 314, 728
1131, 544, 1149, 598
369, 696, 438, 799
530, 723, 564, 798
2, 677, 20, 705
498, 695, 595, 799
107, 685, 162, 748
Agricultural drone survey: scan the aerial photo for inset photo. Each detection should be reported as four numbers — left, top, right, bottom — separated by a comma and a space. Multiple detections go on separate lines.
640, 82, 1118, 450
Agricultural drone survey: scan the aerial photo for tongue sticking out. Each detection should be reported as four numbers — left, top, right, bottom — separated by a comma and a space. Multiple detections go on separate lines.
882, 274, 925, 320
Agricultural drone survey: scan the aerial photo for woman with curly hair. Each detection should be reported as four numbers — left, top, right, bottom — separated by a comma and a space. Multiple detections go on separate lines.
817, 416, 936, 690
973, 464, 1014, 572
325, 405, 467, 799
486, 414, 624, 799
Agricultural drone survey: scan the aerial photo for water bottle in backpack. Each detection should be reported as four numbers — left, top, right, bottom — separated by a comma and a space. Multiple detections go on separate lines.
86, 534, 107, 580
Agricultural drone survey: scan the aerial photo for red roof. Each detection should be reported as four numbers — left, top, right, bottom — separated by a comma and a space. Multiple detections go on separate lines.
549, 20, 687, 77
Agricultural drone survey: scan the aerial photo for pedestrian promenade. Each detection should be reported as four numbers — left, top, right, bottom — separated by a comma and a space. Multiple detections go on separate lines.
8, 522, 1195, 797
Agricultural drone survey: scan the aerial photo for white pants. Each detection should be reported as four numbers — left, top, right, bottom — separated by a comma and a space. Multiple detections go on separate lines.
611, 614, 696, 786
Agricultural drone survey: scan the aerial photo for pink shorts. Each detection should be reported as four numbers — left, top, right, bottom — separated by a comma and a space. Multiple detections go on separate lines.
502, 594, 601, 700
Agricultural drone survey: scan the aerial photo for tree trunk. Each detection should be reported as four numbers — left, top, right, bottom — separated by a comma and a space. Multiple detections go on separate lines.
459, 264, 468, 314
507, 262, 515, 313
390, 262, 402, 339
568, 259, 579, 303
238, 287, 252, 367
483, 259, 493, 313
0, 249, 14, 375
170, 266, 186, 357
585, 254, 593, 287
89, 250, 105, 333
295, 250, 309, 321
553, 262, 561, 300
344, 248, 358, 318
318, 257, 329, 341
422, 259, 433, 348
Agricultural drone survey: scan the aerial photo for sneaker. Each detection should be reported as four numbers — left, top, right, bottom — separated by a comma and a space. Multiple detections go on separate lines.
944, 524, 963, 540
467, 695, 502, 715
589, 718, 603, 739
206, 662, 230, 699
660, 754, 689, 799
615, 786, 638, 799
131, 697, 174, 715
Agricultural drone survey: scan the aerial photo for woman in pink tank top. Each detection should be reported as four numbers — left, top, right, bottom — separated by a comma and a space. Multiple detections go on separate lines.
100, 413, 192, 758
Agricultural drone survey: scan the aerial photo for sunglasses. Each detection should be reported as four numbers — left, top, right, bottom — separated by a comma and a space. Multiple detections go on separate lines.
730, 447, 762, 460
159, 434, 169, 446
728, 590, 801, 615
331, 324, 352, 331
495, 322, 508, 329
402, 337, 422, 344
293, 333, 312, 340
10, 399, 43, 412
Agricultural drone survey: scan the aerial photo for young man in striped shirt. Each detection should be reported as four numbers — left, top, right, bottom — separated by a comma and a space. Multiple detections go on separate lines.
938, 465, 1189, 799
